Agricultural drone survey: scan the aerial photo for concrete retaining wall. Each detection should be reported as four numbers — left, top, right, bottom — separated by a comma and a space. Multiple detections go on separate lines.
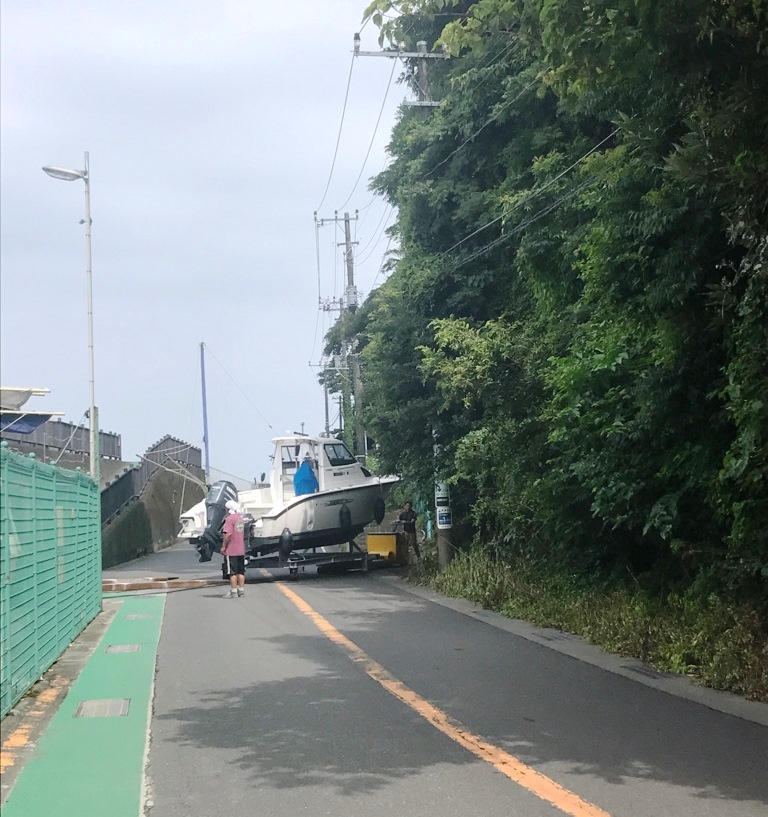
101, 467, 204, 568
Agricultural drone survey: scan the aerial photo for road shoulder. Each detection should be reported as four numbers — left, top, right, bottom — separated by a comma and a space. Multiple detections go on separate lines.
375, 573, 768, 727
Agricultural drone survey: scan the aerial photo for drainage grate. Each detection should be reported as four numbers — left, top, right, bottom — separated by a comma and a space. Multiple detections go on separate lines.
535, 631, 570, 642
105, 644, 142, 654
125, 614, 152, 620
74, 698, 131, 718
622, 664, 663, 680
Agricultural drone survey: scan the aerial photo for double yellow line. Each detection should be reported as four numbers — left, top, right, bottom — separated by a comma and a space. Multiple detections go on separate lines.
277, 582, 611, 817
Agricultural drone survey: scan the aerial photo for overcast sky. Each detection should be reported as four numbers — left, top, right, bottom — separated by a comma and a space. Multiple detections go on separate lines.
1, 0, 406, 484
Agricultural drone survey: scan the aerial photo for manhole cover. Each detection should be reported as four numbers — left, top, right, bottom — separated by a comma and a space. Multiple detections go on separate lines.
75, 698, 130, 718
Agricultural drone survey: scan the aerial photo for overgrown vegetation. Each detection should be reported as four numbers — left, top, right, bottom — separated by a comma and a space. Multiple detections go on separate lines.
322, 0, 768, 697
411, 546, 768, 701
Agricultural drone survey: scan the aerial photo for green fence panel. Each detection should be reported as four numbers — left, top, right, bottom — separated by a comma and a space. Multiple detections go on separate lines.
0, 443, 102, 718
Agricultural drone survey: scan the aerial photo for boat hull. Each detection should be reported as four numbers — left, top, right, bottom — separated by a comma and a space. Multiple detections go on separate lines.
246, 479, 394, 555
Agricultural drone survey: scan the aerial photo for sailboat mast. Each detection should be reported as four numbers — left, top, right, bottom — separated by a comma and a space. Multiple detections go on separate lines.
200, 341, 210, 480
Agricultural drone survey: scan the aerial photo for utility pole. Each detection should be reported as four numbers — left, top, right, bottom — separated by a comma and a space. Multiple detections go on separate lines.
340, 211, 366, 461
343, 211, 358, 312
415, 41, 431, 104
341, 212, 366, 461
353, 34, 448, 107
316, 211, 366, 459
324, 382, 330, 435
200, 341, 210, 481
351, 349, 365, 460
316, 211, 357, 314
433, 434, 454, 570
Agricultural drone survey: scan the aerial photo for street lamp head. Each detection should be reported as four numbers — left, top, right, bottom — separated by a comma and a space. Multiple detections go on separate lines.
42, 164, 87, 182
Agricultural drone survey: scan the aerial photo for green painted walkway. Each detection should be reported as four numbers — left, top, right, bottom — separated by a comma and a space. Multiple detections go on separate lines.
2, 595, 165, 817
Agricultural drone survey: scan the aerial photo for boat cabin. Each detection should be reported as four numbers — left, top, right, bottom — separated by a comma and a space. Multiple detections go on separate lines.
270, 434, 371, 504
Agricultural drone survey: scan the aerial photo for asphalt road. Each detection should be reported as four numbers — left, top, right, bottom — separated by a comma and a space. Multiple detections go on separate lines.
122, 544, 768, 817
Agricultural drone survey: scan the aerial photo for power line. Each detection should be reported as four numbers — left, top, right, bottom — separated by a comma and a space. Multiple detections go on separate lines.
445, 176, 597, 274
308, 297, 323, 367
204, 344, 275, 432
475, 35, 517, 75
341, 36, 518, 245
315, 55, 356, 212
337, 57, 398, 211
425, 76, 539, 178
370, 234, 396, 291
439, 127, 621, 259
356, 207, 396, 268
356, 203, 393, 260
441, 127, 630, 275
360, 182, 591, 298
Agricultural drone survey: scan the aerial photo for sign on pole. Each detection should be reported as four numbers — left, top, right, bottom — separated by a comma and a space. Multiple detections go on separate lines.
435, 481, 450, 507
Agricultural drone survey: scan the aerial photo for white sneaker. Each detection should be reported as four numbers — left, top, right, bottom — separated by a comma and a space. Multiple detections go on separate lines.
224, 590, 236, 598
237, 589, 244, 597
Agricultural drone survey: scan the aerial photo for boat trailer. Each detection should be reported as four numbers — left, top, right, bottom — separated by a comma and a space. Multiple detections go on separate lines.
242, 539, 373, 577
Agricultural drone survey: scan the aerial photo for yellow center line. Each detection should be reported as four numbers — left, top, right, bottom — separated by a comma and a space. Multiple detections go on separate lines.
0, 676, 68, 772
276, 582, 611, 817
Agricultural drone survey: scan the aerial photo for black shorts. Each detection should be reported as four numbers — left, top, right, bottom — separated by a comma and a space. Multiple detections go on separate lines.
223, 555, 246, 575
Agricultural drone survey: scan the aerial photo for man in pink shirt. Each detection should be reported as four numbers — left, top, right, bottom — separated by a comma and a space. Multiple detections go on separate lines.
221, 499, 247, 598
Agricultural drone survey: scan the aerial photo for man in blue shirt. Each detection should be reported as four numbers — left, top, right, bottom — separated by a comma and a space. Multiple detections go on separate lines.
294, 454, 319, 495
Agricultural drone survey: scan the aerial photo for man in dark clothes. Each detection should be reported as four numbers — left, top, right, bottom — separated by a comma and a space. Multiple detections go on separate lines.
398, 500, 420, 561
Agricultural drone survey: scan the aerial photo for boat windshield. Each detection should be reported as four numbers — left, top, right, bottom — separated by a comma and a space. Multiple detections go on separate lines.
323, 442, 357, 467
280, 446, 298, 474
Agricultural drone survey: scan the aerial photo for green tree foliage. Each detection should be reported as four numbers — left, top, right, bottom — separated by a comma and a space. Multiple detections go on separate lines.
341, 0, 767, 603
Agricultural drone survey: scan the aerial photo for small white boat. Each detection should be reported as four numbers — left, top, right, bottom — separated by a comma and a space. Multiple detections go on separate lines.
178, 504, 207, 542
184, 432, 398, 560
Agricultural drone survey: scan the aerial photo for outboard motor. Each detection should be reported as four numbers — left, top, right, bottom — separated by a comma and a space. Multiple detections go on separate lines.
196, 480, 239, 562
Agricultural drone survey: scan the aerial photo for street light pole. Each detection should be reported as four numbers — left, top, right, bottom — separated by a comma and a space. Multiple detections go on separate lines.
42, 151, 99, 483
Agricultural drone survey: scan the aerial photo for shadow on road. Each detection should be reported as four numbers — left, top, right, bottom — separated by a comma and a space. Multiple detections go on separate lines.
148, 559, 768, 812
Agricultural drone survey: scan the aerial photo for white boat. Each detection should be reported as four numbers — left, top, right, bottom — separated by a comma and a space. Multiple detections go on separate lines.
184, 432, 398, 560
178, 504, 207, 542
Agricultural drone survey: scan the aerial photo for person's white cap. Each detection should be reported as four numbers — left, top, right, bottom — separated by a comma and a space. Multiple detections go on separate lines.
225, 499, 241, 514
